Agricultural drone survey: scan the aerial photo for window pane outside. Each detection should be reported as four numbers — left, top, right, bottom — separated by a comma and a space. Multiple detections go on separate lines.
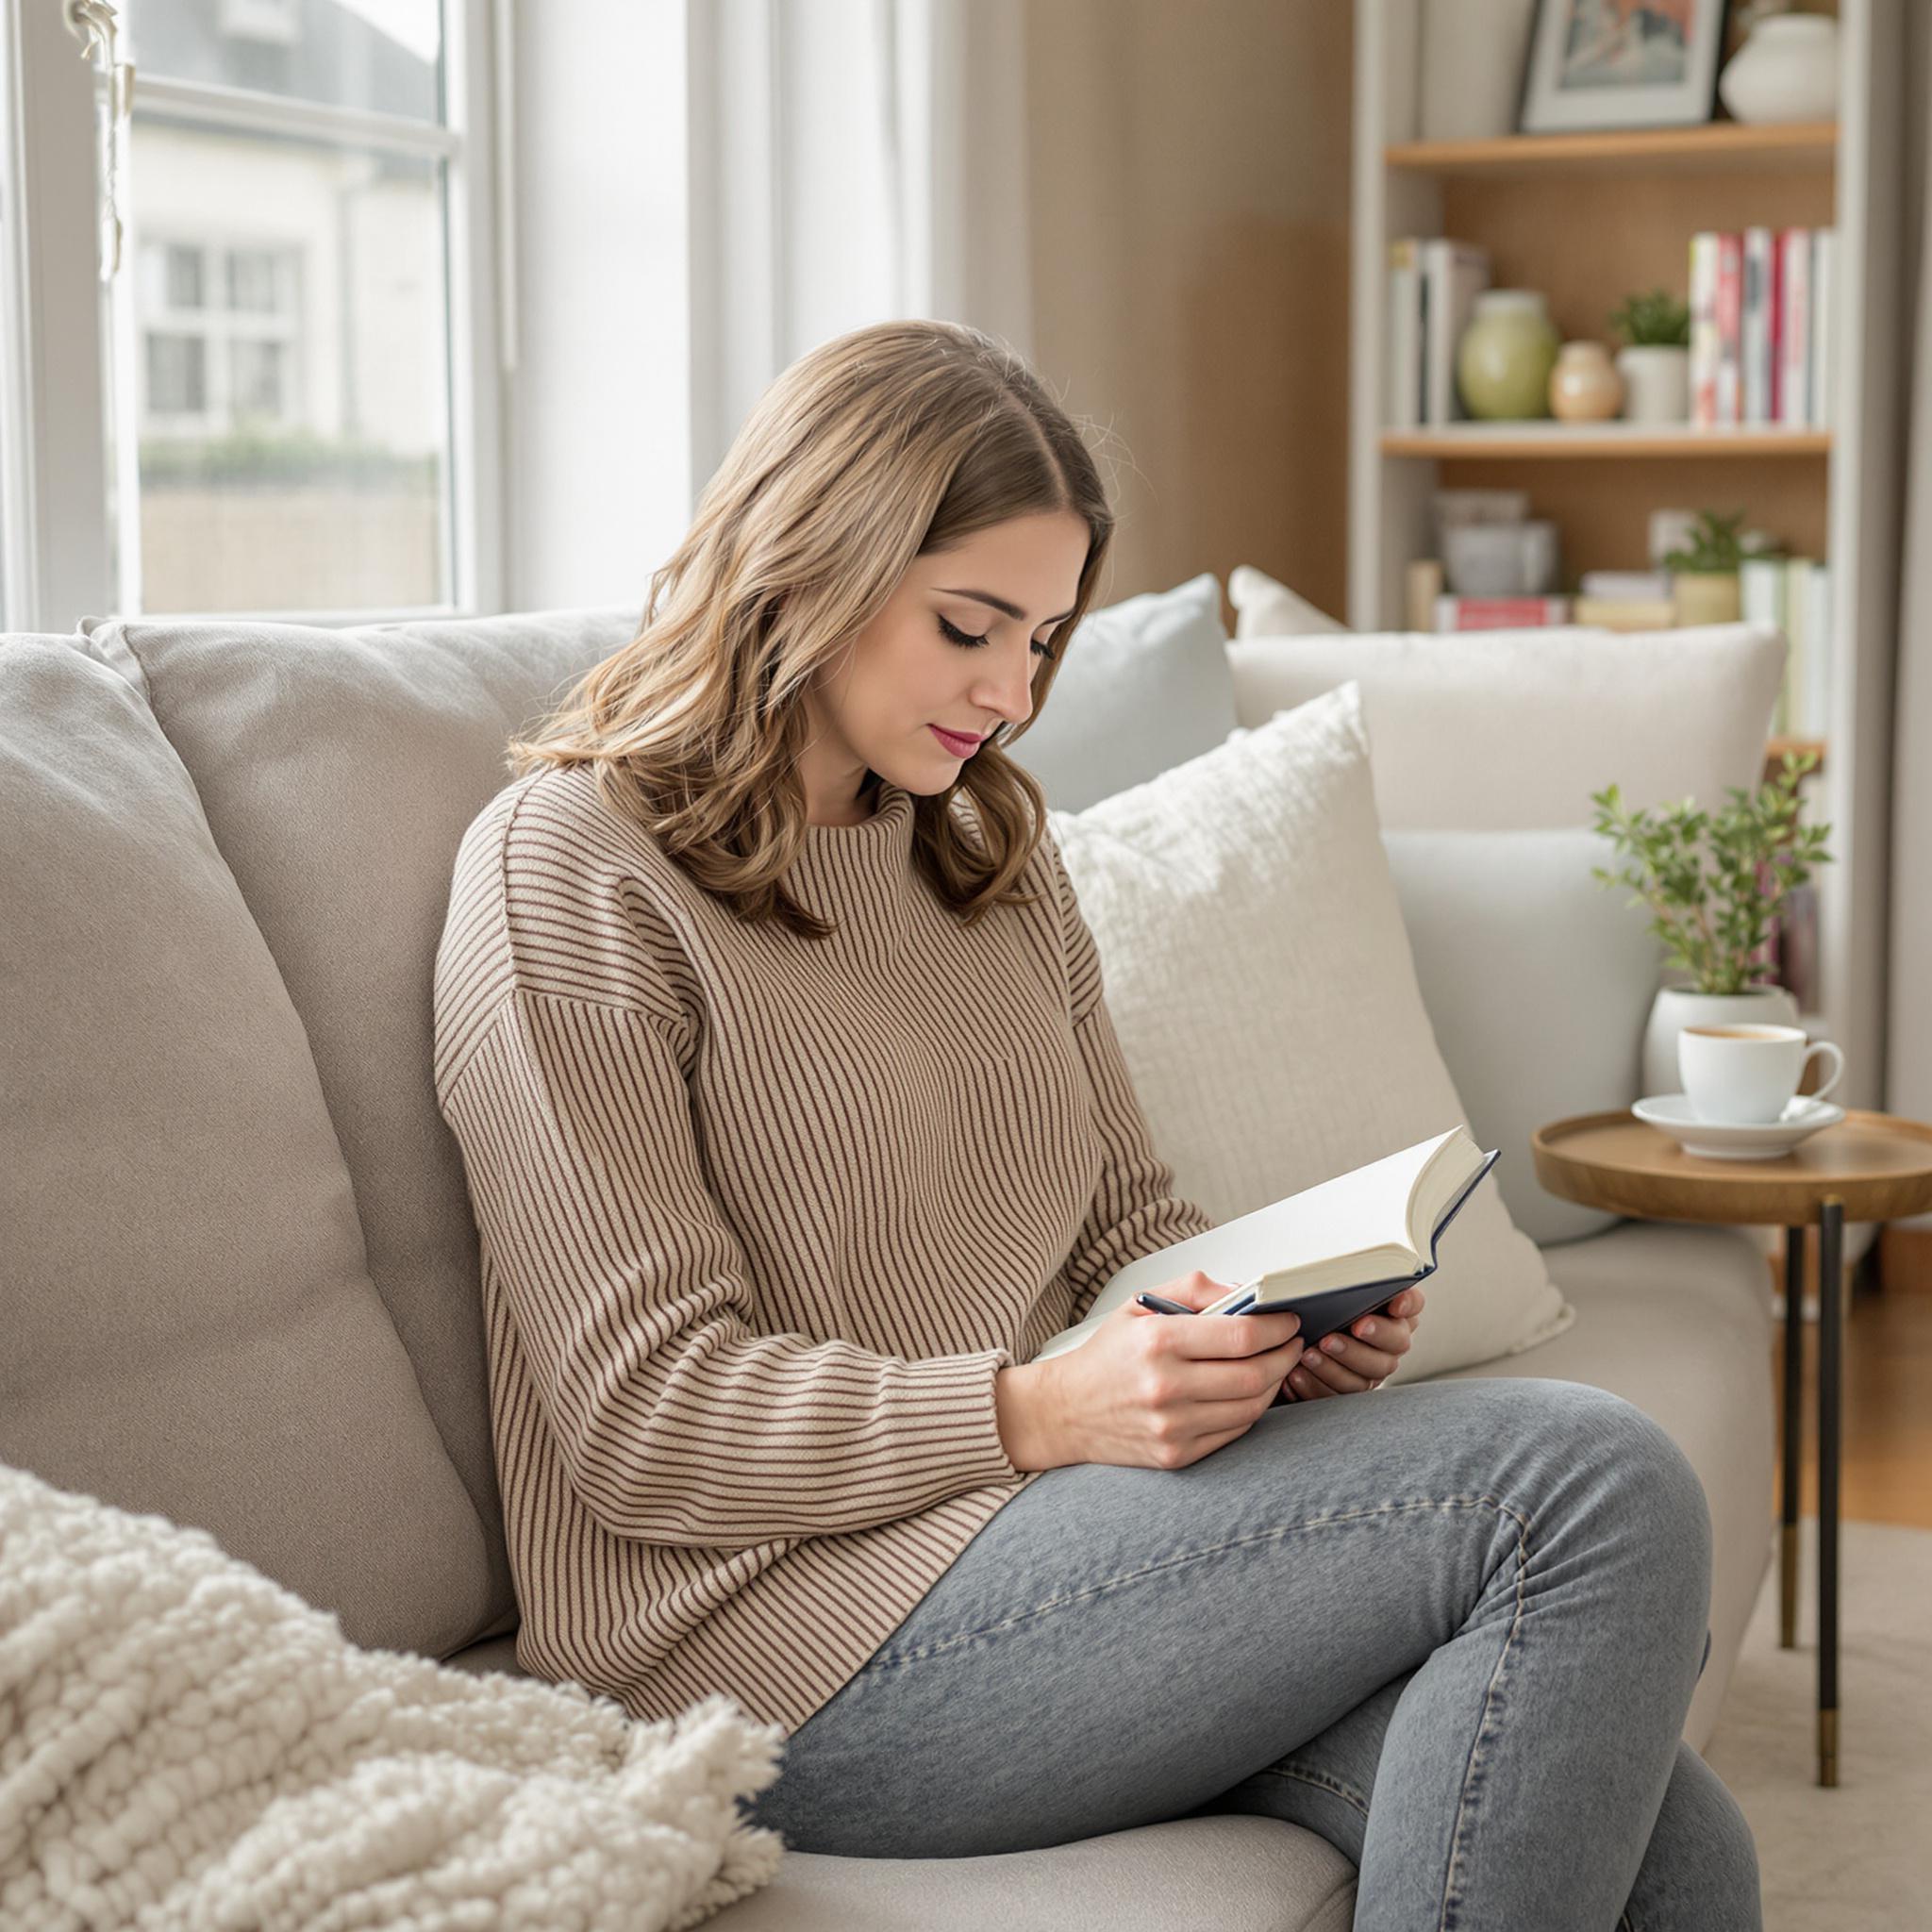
107, 3, 455, 616
121, 0, 442, 125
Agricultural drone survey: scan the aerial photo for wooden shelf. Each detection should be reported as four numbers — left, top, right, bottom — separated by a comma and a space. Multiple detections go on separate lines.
1381, 425, 1832, 460
1385, 121, 1839, 181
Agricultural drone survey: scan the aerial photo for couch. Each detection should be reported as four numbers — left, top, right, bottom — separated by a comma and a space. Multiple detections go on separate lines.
1, 601, 1782, 1932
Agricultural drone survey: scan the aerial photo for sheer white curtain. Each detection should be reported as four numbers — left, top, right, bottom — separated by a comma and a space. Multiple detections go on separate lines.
1887, 2, 1932, 1223
682, 0, 1035, 499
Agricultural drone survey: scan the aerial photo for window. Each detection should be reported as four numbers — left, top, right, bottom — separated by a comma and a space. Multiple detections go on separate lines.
3, 0, 503, 625
139, 237, 302, 435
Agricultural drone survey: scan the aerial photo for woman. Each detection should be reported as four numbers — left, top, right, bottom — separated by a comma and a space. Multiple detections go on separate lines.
431, 319, 1760, 1927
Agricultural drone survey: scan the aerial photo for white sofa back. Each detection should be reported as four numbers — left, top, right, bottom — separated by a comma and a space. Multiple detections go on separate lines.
1227, 622, 1786, 829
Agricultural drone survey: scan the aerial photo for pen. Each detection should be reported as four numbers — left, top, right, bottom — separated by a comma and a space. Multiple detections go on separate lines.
1136, 1291, 1259, 1315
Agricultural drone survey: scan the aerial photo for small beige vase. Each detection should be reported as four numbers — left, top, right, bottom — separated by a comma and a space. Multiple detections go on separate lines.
1550, 341, 1624, 423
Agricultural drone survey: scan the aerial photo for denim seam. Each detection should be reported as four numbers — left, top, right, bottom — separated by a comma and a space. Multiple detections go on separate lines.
1249, 1759, 1374, 1823
1435, 1494, 1532, 1932
861, 1492, 1532, 1672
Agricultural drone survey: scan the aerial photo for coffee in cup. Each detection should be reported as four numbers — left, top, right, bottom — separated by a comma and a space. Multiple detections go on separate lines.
1677, 1024, 1845, 1124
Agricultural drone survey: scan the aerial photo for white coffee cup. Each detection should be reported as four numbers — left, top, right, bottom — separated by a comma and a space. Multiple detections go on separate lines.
1677, 1024, 1845, 1124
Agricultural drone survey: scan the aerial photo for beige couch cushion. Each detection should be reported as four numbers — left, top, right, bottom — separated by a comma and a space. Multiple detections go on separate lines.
0, 635, 494, 1655
75, 606, 639, 1646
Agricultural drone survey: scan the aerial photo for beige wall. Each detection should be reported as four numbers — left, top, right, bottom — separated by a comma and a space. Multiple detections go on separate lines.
1024, 0, 1352, 626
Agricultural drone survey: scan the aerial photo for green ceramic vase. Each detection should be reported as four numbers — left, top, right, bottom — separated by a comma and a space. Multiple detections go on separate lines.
1457, 291, 1561, 421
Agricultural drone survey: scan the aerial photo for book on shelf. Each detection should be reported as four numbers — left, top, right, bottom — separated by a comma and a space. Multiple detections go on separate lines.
1800, 559, 1831, 735
1747, 556, 1832, 738
1388, 239, 1423, 429
1571, 598, 1677, 632
1581, 569, 1673, 603
1814, 229, 1837, 429
1744, 227, 1775, 425
1691, 226, 1835, 429
1424, 240, 1492, 427
1779, 225, 1810, 425
1385, 237, 1491, 429
1718, 232, 1743, 424
1406, 558, 1445, 633
1434, 594, 1572, 631
1030, 1126, 1502, 1365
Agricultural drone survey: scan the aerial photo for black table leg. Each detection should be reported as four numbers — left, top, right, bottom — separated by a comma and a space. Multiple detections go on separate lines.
1818, 1195, 1844, 1788
1781, 1223, 1804, 1650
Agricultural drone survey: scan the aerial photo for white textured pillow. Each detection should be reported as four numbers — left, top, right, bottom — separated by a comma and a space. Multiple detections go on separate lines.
1047, 681, 1575, 1383
1229, 562, 1351, 638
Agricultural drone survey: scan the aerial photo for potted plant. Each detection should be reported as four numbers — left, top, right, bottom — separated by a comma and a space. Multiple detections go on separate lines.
1661, 507, 1782, 625
1590, 751, 1835, 1097
1609, 287, 1691, 425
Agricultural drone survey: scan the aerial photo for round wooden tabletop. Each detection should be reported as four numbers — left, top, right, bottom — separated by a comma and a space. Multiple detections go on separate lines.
1532, 1108, 1932, 1225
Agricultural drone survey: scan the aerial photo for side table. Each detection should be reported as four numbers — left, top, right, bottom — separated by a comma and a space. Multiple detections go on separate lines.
1530, 1107, 1932, 1788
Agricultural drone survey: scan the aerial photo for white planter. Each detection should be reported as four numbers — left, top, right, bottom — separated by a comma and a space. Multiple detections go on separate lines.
1719, 14, 1840, 125
1641, 983, 1801, 1101
1616, 344, 1690, 425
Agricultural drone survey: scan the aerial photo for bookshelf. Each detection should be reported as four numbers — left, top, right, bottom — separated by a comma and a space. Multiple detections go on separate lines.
1349, 0, 1906, 1118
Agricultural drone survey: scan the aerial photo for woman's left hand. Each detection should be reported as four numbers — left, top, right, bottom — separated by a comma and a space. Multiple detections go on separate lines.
1282, 1284, 1425, 1400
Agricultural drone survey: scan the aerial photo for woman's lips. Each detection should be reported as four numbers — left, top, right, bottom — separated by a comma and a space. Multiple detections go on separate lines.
929, 724, 983, 755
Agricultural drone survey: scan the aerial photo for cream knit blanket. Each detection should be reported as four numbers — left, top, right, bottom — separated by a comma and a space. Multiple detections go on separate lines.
0, 1462, 789, 1930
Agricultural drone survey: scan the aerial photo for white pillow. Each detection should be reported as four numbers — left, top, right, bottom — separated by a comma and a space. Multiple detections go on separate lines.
1005, 572, 1237, 811
1229, 562, 1351, 638
1047, 681, 1575, 1383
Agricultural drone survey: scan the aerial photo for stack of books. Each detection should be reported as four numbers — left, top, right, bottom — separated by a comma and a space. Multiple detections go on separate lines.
1386, 237, 1492, 429
1569, 570, 1676, 632
1690, 227, 1837, 429
1743, 554, 1833, 737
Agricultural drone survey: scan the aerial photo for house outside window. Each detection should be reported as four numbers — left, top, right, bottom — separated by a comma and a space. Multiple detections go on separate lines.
139, 237, 303, 438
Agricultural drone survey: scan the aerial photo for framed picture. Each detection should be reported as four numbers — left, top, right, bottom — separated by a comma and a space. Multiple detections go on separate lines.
1518, 0, 1733, 135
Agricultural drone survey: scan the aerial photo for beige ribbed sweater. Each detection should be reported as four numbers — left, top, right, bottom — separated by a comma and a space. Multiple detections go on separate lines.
431, 761, 1215, 1738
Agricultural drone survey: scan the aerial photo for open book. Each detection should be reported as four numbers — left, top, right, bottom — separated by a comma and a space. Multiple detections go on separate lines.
1031, 1125, 1501, 1363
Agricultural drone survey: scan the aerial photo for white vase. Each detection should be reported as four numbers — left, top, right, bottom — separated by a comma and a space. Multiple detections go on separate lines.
1641, 983, 1802, 1101
1616, 344, 1690, 425
1718, 14, 1840, 125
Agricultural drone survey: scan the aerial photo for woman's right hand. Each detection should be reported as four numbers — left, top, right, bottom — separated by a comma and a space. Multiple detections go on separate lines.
1037, 1270, 1305, 1470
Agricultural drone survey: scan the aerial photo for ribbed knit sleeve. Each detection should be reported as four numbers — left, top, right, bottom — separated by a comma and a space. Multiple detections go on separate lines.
437, 986, 1027, 1549
1045, 828, 1219, 1324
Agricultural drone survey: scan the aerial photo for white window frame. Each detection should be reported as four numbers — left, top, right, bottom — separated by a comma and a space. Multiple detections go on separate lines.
0, 0, 508, 631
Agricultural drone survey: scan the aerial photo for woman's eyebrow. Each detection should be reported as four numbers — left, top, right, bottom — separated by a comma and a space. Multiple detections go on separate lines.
934, 587, 1075, 626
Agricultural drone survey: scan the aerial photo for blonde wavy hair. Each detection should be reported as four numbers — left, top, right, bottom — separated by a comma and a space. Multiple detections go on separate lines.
503, 319, 1116, 941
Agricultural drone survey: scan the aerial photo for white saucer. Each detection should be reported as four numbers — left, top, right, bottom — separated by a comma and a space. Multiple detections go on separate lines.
1632, 1092, 1845, 1161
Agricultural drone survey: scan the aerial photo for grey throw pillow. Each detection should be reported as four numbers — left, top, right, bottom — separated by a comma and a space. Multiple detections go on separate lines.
1006, 572, 1236, 811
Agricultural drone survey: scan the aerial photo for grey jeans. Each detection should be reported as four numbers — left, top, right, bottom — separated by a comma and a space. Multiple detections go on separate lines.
745, 1375, 1762, 1931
